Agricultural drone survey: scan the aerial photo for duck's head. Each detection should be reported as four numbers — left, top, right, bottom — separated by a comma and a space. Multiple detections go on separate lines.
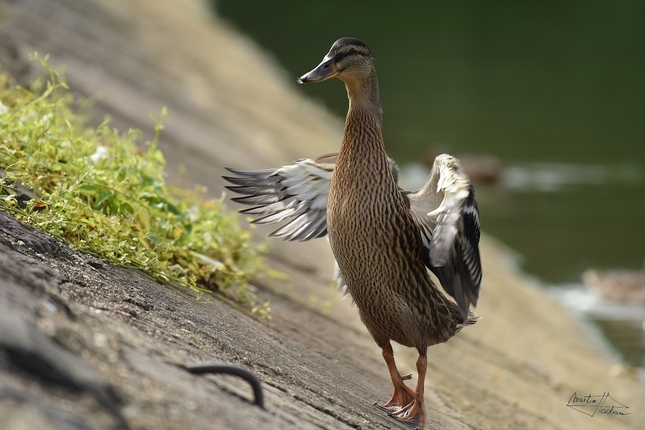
297, 37, 373, 85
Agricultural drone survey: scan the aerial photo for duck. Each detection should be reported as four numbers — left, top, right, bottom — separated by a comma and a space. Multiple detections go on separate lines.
224, 37, 482, 430
582, 263, 645, 305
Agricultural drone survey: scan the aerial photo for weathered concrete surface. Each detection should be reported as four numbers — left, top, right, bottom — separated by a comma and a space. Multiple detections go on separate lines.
0, 0, 643, 429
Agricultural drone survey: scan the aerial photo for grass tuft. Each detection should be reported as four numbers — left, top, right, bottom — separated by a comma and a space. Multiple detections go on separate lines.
0, 55, 269, 318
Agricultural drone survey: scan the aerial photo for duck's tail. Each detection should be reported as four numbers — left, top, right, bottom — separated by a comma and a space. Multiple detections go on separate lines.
456, 310, 481, 331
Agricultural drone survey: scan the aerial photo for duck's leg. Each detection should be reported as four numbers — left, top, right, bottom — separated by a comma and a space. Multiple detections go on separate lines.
388, 353, 427, 429
374, 342, 415, 413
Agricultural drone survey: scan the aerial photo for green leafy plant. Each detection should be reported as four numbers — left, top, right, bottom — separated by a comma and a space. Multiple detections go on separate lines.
0, 55, 269, 317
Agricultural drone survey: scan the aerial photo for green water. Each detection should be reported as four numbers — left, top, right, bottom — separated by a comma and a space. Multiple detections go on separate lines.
215, 0, 645, 285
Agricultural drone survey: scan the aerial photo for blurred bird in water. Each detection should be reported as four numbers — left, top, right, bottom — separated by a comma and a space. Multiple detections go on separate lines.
582, 259, 645, 305
224, 37, 482, 429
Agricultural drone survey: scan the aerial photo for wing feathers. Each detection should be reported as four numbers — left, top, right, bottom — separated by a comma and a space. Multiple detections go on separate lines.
223, 159, 332, 242
407, 154, 482, 320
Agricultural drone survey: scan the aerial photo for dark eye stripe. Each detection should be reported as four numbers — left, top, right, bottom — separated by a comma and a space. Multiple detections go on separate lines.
334, 48, 369, 63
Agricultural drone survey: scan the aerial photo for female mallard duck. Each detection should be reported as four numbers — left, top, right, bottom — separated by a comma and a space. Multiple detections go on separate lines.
224, 37, 482, 429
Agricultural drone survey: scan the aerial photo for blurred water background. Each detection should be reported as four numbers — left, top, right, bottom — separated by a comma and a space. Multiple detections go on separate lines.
213, 1, 645, 367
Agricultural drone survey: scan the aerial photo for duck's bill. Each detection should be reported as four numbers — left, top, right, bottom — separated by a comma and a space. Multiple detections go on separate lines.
297, 57, 338, 84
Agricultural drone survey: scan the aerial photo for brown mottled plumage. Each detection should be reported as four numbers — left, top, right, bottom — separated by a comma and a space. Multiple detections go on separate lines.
224, 37, 481, 430
328, 92, 466, 351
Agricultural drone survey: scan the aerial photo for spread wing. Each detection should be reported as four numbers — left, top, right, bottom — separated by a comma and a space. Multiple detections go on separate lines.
223, 154, 336, 241
407, 153, 482, 320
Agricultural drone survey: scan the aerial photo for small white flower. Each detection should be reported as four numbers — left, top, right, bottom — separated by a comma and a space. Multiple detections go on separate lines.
90, 146, 109, 163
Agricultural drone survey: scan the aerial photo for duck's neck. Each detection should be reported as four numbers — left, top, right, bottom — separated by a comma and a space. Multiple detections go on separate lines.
337, 69, 388, 171
344, 69, 382, 118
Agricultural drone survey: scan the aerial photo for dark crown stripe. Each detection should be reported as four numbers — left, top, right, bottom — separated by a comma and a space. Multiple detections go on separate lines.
336, 37, 369, 49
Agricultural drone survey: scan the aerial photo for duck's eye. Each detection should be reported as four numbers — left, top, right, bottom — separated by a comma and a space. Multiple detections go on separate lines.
349, 48, 357, 55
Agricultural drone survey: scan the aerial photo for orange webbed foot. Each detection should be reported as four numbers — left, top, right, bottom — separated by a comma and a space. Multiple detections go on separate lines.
387, 397, 426, 429
373, 376, 415, 414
